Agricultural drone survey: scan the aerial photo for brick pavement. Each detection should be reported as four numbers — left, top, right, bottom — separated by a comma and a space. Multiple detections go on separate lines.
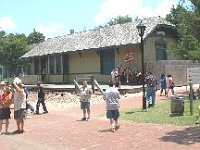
0, 87, 200, 150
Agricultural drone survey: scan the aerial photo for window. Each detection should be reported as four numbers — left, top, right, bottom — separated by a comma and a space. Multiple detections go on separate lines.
35, 57, 40, 74
56, 55, 61, 74
100, 49, 115, 75
41, 57, 46, 74
62, 54, 69, 75
155, 39, 167, 60
49, 55, 55, 74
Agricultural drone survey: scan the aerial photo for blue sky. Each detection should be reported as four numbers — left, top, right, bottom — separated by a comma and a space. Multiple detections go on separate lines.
0, 0, 179, 38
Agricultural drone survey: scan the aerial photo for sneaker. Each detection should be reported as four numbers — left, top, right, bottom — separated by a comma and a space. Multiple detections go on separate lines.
19, 130, 25, 133
86, 117, 90, 121
34, 112, 39, 115
115, 125, 120, 130
81, 117, 86, 121
13, 130, 21, 134
43, 111, 48, 114
111, 127, 115, 132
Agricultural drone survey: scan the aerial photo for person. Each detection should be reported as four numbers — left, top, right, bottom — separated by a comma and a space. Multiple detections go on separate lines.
23, 84, 35, 113
103, 80, 120, 132
0, 83, 12, 135
35, 81, 48, 114
160, 74, 167, 96
12, 78, 27, 134
79, 80, 92, 121
195, 84, 200, 99
145, 71, 157, 107
166, 74, 175, 97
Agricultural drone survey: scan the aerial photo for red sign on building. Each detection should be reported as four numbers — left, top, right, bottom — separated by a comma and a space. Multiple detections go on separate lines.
124, 51, 134, 64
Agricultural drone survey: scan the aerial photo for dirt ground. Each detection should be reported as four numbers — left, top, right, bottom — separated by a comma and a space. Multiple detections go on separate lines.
0, 86, 200, 150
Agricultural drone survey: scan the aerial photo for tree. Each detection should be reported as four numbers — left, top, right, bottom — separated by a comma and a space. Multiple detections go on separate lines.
27, 29, 45, 44
96, 15, 133, 29
0, 32, 29, 77
166, 0, 200, 59
107, 15, 132, 26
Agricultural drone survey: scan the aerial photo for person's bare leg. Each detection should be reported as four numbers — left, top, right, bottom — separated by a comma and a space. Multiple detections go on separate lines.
87, 108, 90, 119
16, 119, 20, 131
20, 119, 24, 132
5, 119, 9, 133
110, 119, 115, 132
82, 109, 86, 119
0, 120, 3, 134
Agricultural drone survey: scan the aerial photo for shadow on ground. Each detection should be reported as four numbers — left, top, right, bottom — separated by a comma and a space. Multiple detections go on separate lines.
159, 126, 200, 145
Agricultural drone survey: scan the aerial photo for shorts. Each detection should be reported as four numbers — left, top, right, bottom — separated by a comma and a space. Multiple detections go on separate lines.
0, 108, 11, 120
80, 101, 90, 109
14, 109, 26, 119
106, 110, 119, 120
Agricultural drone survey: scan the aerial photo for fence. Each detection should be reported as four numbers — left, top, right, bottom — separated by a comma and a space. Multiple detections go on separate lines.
146, 60, 200, 86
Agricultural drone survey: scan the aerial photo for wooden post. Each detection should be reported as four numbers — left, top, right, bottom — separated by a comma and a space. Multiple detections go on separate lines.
91, 75, 95, 94
189, 83, 194, 115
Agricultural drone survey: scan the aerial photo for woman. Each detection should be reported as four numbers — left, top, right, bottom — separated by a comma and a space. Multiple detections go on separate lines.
167, 74, 175, 97
0, 84, 12, 135
160, 74, 167, 96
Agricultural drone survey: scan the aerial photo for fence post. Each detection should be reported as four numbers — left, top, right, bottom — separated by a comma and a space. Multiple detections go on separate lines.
189, 83, 194, 115
91, 75, 95, 94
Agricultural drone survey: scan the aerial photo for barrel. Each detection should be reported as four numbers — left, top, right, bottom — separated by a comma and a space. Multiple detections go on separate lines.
171, 96, 184, 115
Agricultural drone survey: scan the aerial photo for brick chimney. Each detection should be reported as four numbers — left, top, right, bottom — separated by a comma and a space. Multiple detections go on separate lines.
70, 29, 74, 35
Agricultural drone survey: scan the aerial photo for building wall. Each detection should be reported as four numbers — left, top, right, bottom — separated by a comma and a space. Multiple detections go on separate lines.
68, 51, 100, 74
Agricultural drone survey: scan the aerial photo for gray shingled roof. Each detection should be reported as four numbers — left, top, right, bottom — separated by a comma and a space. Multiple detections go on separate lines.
22, 17, 174, 58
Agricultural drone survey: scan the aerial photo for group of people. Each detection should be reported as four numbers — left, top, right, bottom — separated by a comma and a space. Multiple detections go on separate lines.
79, 80, 121, 132
0, 78, 48, 135
111, 66, 134, 87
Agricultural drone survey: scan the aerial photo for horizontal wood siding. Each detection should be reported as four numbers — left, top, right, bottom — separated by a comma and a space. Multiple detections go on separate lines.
48, 75, 64, 83
68, 51, 100, 74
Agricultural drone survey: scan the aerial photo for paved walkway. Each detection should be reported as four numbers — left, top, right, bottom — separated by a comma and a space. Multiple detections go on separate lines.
0, 87, 200, 150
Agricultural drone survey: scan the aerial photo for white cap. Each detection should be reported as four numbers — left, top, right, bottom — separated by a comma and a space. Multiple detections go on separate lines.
0, 81, 5, 85
13, 77, 22, 84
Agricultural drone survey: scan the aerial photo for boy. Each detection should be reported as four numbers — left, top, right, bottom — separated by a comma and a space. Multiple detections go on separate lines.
79, 80, 92, 121
103, 80, 120, 132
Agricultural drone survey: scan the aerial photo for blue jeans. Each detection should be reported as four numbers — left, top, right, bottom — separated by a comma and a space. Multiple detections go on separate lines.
26, 102, 35, 112
146, 87, 156, 106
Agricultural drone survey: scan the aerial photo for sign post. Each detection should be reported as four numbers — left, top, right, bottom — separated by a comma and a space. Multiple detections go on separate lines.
187, 67, 200, 115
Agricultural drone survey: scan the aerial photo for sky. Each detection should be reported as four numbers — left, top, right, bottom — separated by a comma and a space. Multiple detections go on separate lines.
0, 0, 179, 38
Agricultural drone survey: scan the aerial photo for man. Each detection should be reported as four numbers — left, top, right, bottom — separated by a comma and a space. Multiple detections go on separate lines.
79, 80, 92, 121
103, 80, 120, 132
145, 71, 157, 107
13, 78, 26, 134
35, 81, 48, 114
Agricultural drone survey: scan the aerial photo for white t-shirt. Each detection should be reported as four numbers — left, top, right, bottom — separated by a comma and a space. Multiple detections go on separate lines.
14, 89, 26, 111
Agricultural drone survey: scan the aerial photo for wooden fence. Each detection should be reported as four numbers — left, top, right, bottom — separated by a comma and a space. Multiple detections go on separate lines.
146, 60, 200, 86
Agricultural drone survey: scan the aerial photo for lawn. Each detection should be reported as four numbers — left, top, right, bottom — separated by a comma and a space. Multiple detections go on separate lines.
121, 99, 200, 126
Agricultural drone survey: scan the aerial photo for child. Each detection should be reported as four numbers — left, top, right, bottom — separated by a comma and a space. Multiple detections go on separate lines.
79, 80, 92, 121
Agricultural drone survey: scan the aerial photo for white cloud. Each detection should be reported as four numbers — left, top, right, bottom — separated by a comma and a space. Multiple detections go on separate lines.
94, 0, 177, 24
0, 16, 16, 30
35, 22, 65, 38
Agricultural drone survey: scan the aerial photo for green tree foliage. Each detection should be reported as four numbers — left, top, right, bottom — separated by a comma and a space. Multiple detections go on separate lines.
27, 29, 45, 44
0, 31, 29, 77
96, 15, 132, 29
107, 15, 132, 26
167, 0, 200, 59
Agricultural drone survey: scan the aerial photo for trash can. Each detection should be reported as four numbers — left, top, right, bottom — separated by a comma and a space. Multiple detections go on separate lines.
171, 96, 184, 115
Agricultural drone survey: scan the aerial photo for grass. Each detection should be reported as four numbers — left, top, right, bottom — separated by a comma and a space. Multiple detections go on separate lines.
121, 99, 200, 126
